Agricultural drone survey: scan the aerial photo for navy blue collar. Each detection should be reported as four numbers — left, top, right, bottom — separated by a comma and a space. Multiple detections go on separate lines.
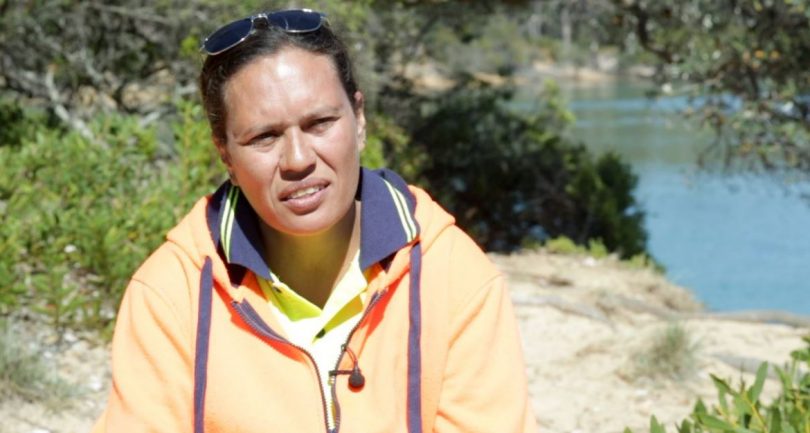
205, 167, 420, 283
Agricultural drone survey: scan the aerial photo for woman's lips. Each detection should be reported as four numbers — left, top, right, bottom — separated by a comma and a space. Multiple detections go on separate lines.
280, 180, 329, 214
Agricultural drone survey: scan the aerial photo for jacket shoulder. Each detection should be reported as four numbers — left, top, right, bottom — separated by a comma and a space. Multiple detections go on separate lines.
410, 187, 502, 313
128, 196, 214, 318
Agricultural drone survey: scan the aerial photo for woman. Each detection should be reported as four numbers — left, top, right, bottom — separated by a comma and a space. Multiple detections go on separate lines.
93, 9, 536, 433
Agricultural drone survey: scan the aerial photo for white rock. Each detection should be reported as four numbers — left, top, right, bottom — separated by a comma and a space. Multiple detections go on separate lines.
89, 377, 104, 392
63, 331, 78, 344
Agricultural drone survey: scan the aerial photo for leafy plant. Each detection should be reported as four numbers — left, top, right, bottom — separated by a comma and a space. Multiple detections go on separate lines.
387, 78, 648, 255
0, 102, 222, 332
543, 235, 610, 259
627, 335, 810, 433
544, 236, 581, 255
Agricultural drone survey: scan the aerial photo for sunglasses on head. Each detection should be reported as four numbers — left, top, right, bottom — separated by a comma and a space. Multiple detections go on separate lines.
201, 9, 326, 55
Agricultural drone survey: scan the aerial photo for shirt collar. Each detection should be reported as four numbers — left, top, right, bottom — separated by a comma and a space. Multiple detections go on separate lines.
206, 167, 420, 279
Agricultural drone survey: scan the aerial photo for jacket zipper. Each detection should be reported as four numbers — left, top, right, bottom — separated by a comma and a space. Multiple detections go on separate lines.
330, 288, 389, 433
231, 300, 332, 433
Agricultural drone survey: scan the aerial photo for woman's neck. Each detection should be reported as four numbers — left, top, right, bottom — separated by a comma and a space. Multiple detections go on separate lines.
260, 202, 361, 308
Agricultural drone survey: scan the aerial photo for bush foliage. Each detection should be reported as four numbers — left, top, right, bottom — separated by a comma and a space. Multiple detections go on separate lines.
628, 336, 810, 433
387, 78, 647, 255
0, 101, 222, 330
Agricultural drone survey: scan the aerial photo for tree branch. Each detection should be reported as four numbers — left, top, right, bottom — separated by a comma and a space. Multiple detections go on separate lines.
43, 69, 98, 145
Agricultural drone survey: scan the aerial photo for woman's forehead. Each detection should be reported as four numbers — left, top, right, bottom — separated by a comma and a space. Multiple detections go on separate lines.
222, 48, 350, 135
228, 49, 342, 97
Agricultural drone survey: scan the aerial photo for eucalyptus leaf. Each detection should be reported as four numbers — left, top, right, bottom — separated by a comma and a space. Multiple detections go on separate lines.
748, 363, 769, 403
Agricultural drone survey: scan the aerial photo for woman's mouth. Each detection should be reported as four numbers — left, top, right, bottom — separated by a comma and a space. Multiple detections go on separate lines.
287, 185, 324, 200
280, 181, 329, 214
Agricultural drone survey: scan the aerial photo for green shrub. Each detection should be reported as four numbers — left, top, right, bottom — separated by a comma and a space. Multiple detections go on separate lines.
627, 336, 810, 433
543, 236, 609, 258
545, 236, 581, 255
0, 99, 57, 148
627, 253, 657, 270
0, 101, 222, 332
364, 113, 407, 169
386, 78, 648, 256
587, 239, 609, 259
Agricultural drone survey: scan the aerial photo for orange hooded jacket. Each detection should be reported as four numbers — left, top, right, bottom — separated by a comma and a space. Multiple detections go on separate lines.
92, 168, 537, 433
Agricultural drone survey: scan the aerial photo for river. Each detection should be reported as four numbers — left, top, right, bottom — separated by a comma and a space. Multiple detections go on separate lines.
553, 79, 810, 315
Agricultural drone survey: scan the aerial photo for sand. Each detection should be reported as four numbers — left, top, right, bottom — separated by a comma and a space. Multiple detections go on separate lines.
2, 249, 807, 433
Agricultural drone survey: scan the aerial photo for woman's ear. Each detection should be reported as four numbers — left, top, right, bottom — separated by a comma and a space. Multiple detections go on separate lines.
353, 91, 367, 151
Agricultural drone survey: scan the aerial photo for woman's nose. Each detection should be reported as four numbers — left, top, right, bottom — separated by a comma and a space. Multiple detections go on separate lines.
279, 129, 316, 177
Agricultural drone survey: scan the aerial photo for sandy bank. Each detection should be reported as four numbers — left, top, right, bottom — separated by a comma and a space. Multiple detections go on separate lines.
1, 250, 807, 433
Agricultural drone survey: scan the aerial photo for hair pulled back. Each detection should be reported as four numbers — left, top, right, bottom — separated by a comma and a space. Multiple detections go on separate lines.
199, 20, 359, 143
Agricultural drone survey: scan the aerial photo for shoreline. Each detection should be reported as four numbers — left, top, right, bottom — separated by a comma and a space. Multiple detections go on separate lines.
403, 57, 655, 93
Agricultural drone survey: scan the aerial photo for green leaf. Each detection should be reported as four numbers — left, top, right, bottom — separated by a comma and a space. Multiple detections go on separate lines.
733, 394, 750, 420
694, 399, 709, 415
712, 375, 732, 415
748, 363, 769, 403
651, 416, 667, 433
677, 419, 693, 433
774, 366, 792, 393
696, 413, 734, 430
768, 409, 782, 433
712, 374, 735, 395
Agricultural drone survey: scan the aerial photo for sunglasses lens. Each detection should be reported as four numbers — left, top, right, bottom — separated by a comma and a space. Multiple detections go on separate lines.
267, 9, 323, 33
203, 17, 254, 54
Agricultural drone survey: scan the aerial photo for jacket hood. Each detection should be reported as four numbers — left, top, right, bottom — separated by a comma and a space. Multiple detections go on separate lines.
164, 167, 456, 300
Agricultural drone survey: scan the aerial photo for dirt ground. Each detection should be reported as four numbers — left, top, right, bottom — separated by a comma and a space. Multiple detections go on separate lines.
495, 251, 808, 433
2, 249, 807, 433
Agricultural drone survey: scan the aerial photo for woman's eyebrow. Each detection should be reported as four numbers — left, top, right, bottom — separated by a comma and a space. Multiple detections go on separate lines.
303, 105, 341, 119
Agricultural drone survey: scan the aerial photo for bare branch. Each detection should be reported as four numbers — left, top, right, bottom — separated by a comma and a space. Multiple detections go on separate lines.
43, 69, 98, 145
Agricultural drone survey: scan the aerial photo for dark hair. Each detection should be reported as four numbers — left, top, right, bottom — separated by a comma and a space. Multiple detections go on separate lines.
199, 21, 359, 143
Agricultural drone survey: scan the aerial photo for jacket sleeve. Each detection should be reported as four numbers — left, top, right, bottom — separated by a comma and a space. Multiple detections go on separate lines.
432, 274, 537, 433
92, 276, 194, 433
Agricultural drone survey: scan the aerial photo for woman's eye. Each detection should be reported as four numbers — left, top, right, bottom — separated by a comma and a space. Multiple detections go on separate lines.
249, 132, 279, 146
310, 117, 337, 132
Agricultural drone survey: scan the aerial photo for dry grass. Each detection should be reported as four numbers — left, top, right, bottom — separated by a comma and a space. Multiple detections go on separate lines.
632, 322, 700, 381
0, 321, 77, 410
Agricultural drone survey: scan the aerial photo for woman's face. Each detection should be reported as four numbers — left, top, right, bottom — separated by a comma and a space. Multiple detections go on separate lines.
217, 47, 366, 237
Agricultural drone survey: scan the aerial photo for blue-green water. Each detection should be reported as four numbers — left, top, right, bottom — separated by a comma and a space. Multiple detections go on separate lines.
555, 81, 810, 315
